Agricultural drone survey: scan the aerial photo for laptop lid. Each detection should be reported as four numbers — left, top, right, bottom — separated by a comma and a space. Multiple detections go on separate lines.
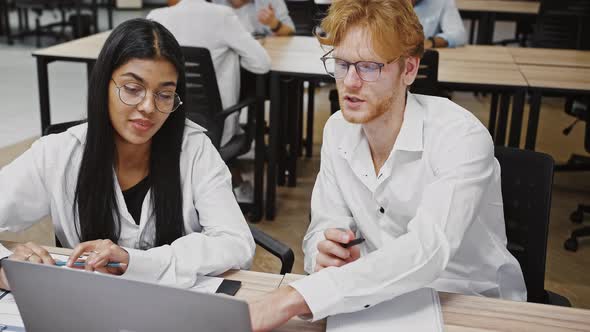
3, 260, 252, 332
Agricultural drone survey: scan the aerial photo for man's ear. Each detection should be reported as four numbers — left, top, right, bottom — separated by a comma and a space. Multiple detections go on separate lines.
402, 57, 420, 86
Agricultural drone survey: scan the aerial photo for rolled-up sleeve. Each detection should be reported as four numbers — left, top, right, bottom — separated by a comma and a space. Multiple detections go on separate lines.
122, 136, 255, 287
291, 121, 495, 320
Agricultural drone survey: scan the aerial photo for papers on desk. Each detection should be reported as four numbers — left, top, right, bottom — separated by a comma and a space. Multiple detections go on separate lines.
326, 288, 443, 332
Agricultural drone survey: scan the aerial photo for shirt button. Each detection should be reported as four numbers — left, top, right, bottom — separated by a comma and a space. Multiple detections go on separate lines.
379, 207, 385, 214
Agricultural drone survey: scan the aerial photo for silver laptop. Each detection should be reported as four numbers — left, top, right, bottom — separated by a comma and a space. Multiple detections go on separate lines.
3, 260, 252, 332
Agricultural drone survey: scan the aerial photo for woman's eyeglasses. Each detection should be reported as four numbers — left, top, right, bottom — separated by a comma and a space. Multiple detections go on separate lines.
111, 79, 183, 114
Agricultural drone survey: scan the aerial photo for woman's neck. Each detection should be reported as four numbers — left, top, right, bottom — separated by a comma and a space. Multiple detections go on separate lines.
114, 135, 151, 190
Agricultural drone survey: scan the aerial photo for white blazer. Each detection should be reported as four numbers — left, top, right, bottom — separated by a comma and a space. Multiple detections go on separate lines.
290, 93, 527, 320
0, 120, 255, 288
147, 0, 271, 146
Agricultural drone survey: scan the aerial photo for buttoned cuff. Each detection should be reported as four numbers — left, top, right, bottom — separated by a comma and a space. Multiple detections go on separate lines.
289, 269, 345, 321
121, 247, 167, 284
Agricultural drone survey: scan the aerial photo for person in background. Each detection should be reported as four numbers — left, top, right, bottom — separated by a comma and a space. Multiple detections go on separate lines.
148, 0, 272, 199
213, 0, 295, 36
247, 1, 525, 331
413, 0, 467, 48
0, 18, 255, 290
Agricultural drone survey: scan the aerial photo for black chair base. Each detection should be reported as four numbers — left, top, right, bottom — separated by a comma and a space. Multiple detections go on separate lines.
546, 290, 572, 307
563, 204, 590, 252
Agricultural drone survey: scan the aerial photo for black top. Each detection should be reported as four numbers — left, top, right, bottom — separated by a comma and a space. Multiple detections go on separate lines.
122, 176, 151, 225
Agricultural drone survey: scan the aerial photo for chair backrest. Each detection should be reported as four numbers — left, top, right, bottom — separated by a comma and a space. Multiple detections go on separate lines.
285, 0, 320, 36
533, 0, 590, 49
43, 120, 85, 136
181, 46, 225, 149
410, 50, 439, 96
495, 146, 555, 304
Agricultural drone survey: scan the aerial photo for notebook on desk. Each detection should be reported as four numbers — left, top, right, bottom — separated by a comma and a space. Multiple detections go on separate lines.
2, 260, 252, 332
327, 288, 444, 332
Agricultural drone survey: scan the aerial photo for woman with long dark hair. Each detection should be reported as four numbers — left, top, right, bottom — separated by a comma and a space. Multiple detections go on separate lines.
0, 18, 254, 289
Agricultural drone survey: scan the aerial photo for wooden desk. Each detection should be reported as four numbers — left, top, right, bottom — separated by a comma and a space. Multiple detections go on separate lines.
457, 0, 540, 45
437, 45, 514, 64
519, 65, 590, 150
32, 31, 108, 133
280, 274, 590, 332
457, 0, 540, 15
509, 48, 590, 68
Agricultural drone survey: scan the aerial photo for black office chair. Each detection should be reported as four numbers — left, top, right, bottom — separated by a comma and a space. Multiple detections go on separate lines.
285, 0, 320, 36
181, 46, 267, 221
495, 146, 571, 306
531, 0, 590, 50
13, 0, 71, 47
559, 97, 590, 252
43, 121, 294, 274
328, 49, 440, 114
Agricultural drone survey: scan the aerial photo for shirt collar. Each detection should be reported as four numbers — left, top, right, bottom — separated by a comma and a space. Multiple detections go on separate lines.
393, 92, 424, 152
336, 92, 425, 159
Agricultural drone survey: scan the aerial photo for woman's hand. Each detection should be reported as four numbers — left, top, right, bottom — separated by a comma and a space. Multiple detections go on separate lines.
67, 239, 129, 275
0, 242, 55, 290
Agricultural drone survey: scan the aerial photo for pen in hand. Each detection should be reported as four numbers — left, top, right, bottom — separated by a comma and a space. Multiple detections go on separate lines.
341, 237, 365, 248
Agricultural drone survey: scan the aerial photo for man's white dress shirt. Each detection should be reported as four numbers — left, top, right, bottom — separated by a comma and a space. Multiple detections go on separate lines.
414, 0, 467, 47
290, 93, 526, 320
0, 120, 255, 288
147, 0, 271, 146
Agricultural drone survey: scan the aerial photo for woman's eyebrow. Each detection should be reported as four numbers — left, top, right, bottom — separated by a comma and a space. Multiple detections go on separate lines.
120, 72, 176, 88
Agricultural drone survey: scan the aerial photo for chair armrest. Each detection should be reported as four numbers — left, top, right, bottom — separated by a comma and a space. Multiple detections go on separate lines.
249, 225, 294, 275
217, 96, 261, 120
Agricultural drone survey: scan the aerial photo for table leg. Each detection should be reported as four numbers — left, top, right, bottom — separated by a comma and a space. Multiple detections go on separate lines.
36, 57, 51, 134
288, 79, 302, 187
525, 90, 542, 150
266, 72, 281, 220
495, 94, 511, 145
305, 80, 316, 158
488, 93, 499, 139
108, 0, 113, 29
251, 74, 266, 222
508, 89, 525, 147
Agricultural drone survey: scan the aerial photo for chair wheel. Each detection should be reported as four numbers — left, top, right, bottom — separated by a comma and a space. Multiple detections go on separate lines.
564, 238, 578, 252
570, 210, 584, 224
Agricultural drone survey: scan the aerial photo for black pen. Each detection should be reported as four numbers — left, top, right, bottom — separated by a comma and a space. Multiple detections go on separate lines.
341, 237, 365, 248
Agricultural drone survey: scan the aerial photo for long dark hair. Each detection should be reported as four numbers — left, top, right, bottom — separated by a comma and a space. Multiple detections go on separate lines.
74, 18, 186, 247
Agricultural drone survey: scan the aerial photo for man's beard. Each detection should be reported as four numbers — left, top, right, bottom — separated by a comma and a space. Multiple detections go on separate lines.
340, 90, 397, 124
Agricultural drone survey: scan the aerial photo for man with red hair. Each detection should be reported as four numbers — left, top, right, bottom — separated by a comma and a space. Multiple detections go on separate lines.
248, 1, 525, 330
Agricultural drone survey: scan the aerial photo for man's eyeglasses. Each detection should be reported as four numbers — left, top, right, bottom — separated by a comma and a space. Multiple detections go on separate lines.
320, 49, 401, 82
111, 79, 183, 114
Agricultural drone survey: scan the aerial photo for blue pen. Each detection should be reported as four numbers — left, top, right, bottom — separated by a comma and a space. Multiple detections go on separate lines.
54, 260, 124, 268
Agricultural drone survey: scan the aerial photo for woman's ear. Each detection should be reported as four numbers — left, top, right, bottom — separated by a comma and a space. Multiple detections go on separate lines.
402, 57, 420, 86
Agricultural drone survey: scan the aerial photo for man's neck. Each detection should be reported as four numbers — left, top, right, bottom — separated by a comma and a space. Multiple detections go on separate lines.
363, 94, 406, 175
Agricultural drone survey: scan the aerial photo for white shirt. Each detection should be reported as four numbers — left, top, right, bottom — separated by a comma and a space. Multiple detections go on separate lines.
212, 0, 295, 36
414, 0, 467, 47
147, 0, 271, 146
0, 120, 255, 288
290, 93, 526, 321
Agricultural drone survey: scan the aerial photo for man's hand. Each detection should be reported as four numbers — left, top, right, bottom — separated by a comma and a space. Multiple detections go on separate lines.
315, 228, 361, 272
257, 4, 279, 28
249, 286, 310, 332
0, 242, 55, 290
68, 239, 129, 275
